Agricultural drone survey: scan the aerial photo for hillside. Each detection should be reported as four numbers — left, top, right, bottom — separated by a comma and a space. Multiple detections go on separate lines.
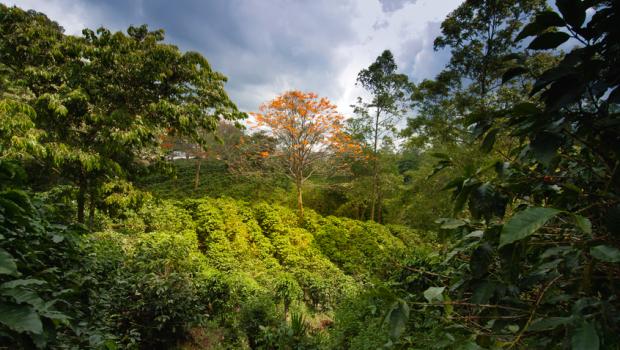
84, 196, 440, 349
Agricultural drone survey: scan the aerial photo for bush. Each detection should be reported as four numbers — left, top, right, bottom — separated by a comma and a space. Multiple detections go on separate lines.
0, 177, 88, 348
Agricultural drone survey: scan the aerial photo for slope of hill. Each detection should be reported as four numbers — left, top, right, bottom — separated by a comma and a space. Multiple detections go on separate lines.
84, 196, 439, 349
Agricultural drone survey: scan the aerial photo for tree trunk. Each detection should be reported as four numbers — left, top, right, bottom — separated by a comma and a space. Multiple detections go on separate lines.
77, 175, 86, 224
296, 180, 304, 218
194, 158, 202, 190
284, 301, 290, 321
377, 190, 383, 224
370, 109, 380, 222
88, 187, 96, 231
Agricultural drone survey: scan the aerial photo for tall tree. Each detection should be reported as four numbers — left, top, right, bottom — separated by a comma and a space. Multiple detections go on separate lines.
404, 0, 549, 150
352, 50, 411, 222
434, 0, 547, 98
253, 90, 357, 217
413, 1, 620, 347
0, 6, 245, 226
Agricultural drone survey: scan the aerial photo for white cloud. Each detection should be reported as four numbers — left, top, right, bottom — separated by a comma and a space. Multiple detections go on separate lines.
2, 0, 464, 116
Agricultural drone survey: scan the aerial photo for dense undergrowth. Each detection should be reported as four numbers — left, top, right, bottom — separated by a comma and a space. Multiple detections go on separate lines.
91, 196, 442, 349
2, 161, 444, 349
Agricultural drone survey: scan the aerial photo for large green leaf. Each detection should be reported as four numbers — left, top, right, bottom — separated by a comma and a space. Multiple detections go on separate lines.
571, 322, 599, 350
536, 10, 567, 27
515, 11, 565, 41
530, 132, 563, 165
529, 316, 573, 331
556, 0, 585, 28
590, 245, 620, 263
1, 279, 46, 289
572, 214, 592, 234
387, 299, 409, 340
501, 67, 527, 84
471, 281, 496, 304
499, 207, 561, 247
423, 286, 445, 303
0, 302, 43, 334
528, 32, 570, 50
0, 249, 18, 276
480, 128, 499, 152
1, 288, 45, 309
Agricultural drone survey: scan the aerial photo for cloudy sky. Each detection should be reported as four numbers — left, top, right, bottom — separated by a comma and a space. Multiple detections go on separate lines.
5, 0, 463, 115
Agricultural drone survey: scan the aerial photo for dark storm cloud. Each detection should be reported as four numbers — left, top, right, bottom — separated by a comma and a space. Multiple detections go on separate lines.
63, 0, 357, 111
5, 0, 463, 115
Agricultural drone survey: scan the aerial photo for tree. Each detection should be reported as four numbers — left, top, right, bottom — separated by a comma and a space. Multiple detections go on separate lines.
351, 50, 411, 222
252, 90, 357, 217
404, 0, 551, 150
434, 0, 547, 97
416, 1, 620, 347
0, 6, 245, 226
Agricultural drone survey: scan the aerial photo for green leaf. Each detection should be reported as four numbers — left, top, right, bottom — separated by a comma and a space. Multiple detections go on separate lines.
458, 341, 483, 350
516, 22, 541, 41
423, 286, 445, 303
0, 288, 45, 309
387, 299, 409, 340
471, 281, 496, 304
557, 0, 586, 28
443, 293, 453, 316
470, 243, 493, 279
571, 322, 599, 350
499, 207, 561, 247
530, 132, 562, 165
0, 302, 43, 334
502, 67, 527, 84
453, 181, 478, 216
438, 218, 466, 229
529, 316, 573, 331
528, 32, 570, 50
1, 279, 46, 289
0, 249, 18, 276
590, 245, 620, 263
536, 11, 567, 27
512, 102, 540, 115
571, 214, 591, 234
480, 128, 499, 153
516, 11, 565, 41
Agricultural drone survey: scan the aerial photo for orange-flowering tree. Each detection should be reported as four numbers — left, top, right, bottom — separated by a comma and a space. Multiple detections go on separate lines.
252, 90, 361, 216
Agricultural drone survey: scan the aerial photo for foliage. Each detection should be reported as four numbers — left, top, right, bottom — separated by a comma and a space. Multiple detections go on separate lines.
0, 160, 86, 349
7, 1, 620, 349
405, 1, 620, 349
0, 4, 245, 225
350, 50, 412, 222
252, 90, 361, 216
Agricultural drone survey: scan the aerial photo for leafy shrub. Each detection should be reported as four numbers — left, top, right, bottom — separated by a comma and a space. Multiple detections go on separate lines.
84, 229, 210, 349
0, 163, 85, 348
257, 312, 317, 350
141, 200, 195, 233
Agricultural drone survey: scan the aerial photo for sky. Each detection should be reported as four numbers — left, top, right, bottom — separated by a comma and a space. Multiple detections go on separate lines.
4, 0, 464, 115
